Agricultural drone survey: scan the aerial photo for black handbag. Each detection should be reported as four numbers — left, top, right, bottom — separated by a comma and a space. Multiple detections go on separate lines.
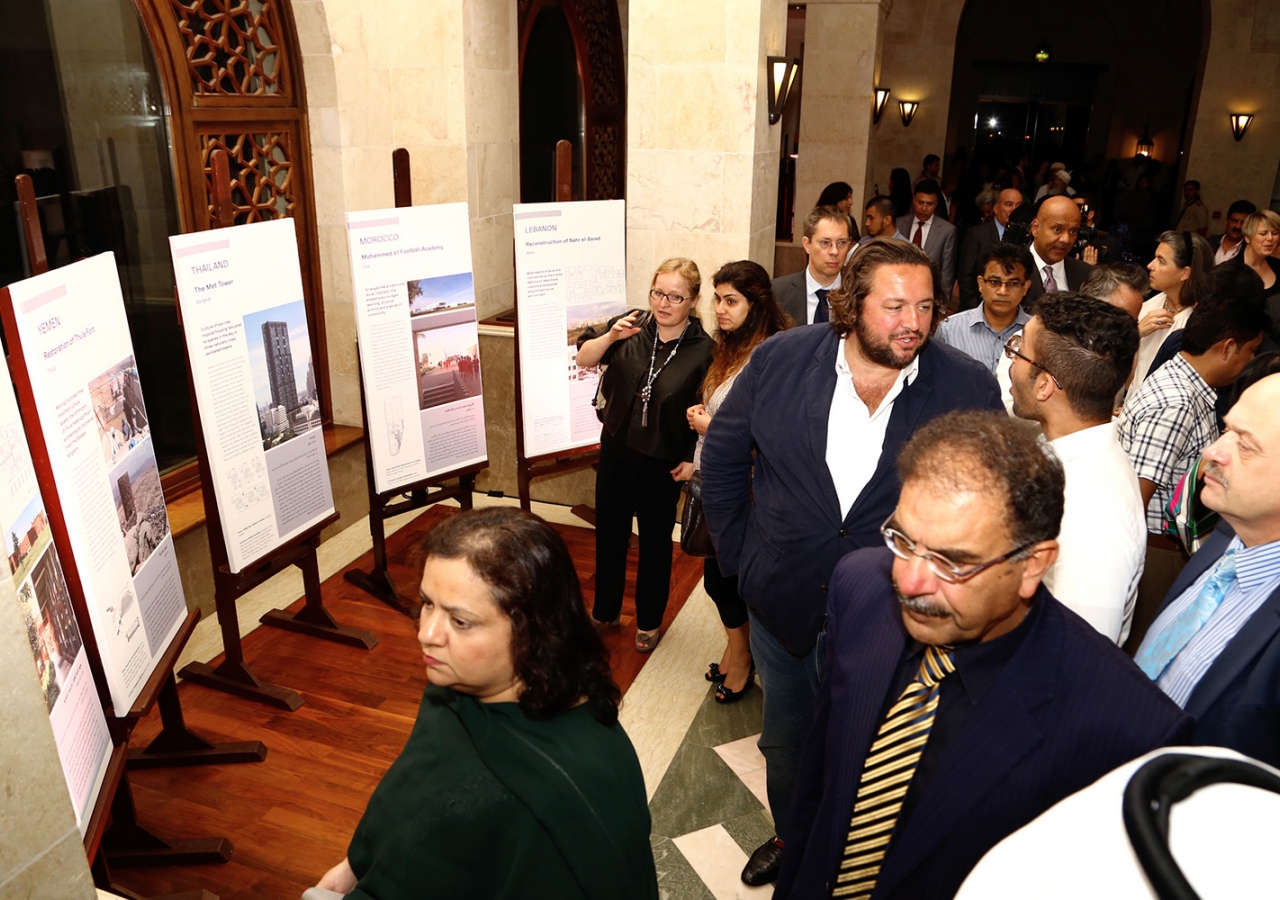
679, 470, 715, 558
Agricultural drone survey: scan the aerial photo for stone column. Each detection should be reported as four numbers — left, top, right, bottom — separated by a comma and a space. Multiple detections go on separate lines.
626, 0, 788, 315
302, 0, 518, 424
793, 0, 889, 238
865, 0, 963, 205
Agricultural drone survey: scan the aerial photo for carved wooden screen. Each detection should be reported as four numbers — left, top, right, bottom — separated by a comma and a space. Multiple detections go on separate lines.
134, 0, 328, 496
519, 0, 627, 200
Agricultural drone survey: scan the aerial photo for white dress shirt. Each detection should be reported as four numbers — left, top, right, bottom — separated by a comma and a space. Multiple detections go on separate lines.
1214, 237, 1244, 265
1132, 293, 1193, 387
804, 267, 842, 325
1043, 422, 1147, 644
826, 338, 919, 516
1029, 245, 1067, 294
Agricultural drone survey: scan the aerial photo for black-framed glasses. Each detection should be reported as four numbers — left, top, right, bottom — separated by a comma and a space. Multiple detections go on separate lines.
649, 288, 691, 305
979, 276, 1025, 292
881, 515, 1037, 584
1003, 334, 1063, 389
812, 238, 854, 251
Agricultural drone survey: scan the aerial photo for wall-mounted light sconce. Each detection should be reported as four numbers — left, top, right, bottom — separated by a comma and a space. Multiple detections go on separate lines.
899, 100, 919, 128
873, 88, 891, 125
767, 56, 800, 125
1136, 124, 1154, 157
1230, 113, 1254, 142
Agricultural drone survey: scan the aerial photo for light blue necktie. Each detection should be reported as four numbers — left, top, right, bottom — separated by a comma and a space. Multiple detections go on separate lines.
1137, 548, 1237, 680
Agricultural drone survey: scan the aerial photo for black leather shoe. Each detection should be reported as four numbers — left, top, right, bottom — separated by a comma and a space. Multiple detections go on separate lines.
741, 836, 783, 886
705, 662, 727, 683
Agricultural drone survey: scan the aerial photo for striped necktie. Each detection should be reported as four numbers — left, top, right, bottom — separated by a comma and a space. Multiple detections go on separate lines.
832, 644, 956, 899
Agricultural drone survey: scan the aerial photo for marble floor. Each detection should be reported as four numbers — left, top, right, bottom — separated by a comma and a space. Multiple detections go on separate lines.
170, 493, 773, 900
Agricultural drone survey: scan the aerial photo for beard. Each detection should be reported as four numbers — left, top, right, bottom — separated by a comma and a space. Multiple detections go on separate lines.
853, 315, 926, 369
895, 586, 949, 618
1009, 369, 1043, 423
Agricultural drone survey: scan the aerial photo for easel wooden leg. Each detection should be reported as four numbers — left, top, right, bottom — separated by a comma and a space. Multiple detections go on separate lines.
100, 773, 232, 869
179, 587, 305, 710
260, 544, 379, 648
342, 490, 415, 616
344, 470, 481, 617
127, 672, 267, 769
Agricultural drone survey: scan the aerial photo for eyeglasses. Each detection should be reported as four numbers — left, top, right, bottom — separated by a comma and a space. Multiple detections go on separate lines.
812, 239, 854, 251
979, 276, 1025, 292
649, 289, 691, 305
881, 516, 1037, 584
1003, 334, 1063, 389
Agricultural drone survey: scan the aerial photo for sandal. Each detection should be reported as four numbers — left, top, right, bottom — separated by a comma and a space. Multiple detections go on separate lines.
705, 662, 728, 684
635, 628, 661, 652
592, 614, 621, 633
714, 664, 756, 705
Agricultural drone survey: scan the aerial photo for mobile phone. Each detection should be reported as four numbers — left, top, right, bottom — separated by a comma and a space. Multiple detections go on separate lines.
629, 310, 652, 331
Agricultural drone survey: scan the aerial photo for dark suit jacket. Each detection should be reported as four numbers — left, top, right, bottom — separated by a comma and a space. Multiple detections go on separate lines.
957, 218, 1001, 310
776, 549, 1194, 900
896, 213, 958, 294
1154, 521, 1280, 768
700, 326, 1003, 656
772, 269, 809, 325
1022, 255, 1092, 310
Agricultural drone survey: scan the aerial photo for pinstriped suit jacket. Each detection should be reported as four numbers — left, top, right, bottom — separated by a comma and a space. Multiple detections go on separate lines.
775, 548, 1193, 900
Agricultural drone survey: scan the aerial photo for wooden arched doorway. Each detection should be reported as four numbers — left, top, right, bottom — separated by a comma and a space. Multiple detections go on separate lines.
518, 0, 626, 202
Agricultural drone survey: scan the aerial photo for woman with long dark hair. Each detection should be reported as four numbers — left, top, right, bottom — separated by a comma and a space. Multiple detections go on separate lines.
310, 508, 657, 900
686, 261, 791, 702
1133, 230, 1212, 385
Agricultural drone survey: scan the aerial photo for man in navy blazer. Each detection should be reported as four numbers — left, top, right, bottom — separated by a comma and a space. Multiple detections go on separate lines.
1135, 372, 1280, 768
701, 240, 1003, 885
776, 413, 1191, 899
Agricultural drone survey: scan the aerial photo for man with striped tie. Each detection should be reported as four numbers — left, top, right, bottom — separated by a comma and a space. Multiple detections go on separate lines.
775, 412, 1190, 900
1134, 372, 1280, 768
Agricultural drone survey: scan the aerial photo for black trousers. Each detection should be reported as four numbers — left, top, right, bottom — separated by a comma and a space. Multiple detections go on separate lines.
703, 556, 748, 629
593, 445, 683, 631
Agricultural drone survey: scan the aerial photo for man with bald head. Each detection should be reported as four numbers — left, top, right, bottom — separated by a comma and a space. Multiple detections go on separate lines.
1023, 195, 1093, 311
1134, 372, 1280, 768
958, 187, 1023, 311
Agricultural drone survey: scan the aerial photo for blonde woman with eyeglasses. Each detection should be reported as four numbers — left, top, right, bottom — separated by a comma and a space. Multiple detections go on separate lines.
575, 258, 714, 651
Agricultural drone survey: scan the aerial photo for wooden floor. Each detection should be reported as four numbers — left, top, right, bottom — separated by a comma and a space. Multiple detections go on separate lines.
114, 506, 703, 899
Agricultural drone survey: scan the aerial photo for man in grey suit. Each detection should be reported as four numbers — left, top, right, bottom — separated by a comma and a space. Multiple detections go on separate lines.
772, 205, 854, 326
1022, 195, 1092, 310
897, 179, 958, 297
958, 187, 1023, 310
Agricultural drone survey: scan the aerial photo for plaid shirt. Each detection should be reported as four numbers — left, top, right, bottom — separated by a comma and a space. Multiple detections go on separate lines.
1118, 354, 1219, 533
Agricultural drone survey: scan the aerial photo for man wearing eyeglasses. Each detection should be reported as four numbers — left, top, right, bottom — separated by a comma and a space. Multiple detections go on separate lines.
701, 239, 1003, 887
775, 411, 1190, 900
935, 243, 1033, 374
1006, 292, 1145, 644
774, 205, 855, 325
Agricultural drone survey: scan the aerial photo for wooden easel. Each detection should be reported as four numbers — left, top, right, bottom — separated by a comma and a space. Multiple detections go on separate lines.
343, 149, 485, 617
3, 174, 231, 899
514, 140, 600, 521
176, 149, 377, 712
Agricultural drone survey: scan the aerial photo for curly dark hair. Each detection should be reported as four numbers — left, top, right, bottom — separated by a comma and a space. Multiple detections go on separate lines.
897, 411, 1065, 547
827, 237, 942, 338
1032, 291, 1139, 422
422, 508, 621, 724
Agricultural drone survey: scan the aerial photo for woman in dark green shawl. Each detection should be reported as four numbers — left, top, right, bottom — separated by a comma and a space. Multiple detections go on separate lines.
310, 508, 657, 900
